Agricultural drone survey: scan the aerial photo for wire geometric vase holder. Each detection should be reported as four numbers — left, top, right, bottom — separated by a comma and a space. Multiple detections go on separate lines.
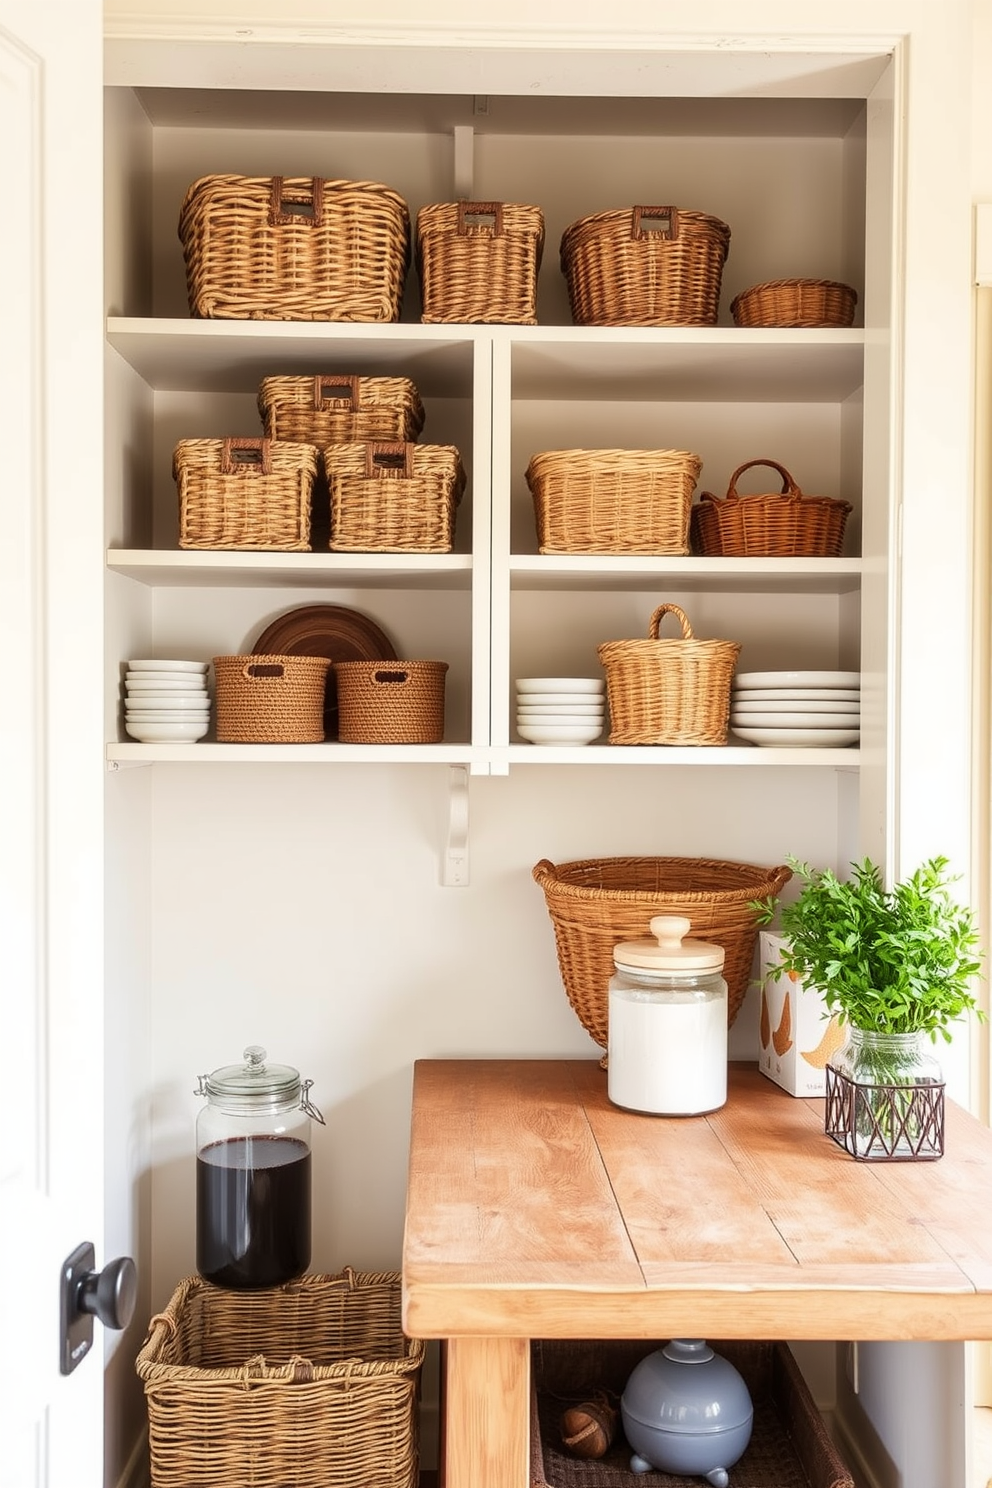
824, 1065, 945, 1161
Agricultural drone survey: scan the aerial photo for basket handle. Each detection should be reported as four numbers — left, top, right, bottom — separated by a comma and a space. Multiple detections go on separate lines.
243, 661, 285, 681
221, 438, 273, 477
370, 668, 412, 687
238, 1353, 316, 1386
532, 859, 557, 887
365, 442, 414, 479
724, 459, 802, 502
314, 374, 360, 410
632, 205, 679, 241
457, 201, 505, 235
269, 176, 323, 227
648, 603, 695, 640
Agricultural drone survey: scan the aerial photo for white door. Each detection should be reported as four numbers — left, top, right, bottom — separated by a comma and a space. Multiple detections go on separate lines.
0, 1, 108, 1484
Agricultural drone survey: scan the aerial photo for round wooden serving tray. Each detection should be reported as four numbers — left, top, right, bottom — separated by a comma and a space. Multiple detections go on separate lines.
251, 603, 398, 739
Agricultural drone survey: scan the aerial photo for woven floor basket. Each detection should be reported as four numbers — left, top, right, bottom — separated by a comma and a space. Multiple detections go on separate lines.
560, 205, 731, 326
730, 278, 857, 328
213, 654, 331, 742
135, 1269, 424, 1488
691, 459, 853, 557
334, 660, 448, 743
258, 374, 425, 445
174, 437, 318, 551
178, 174, 410, 322
533, 855, 793, 1046
416, 200, 546, 323
527, 449, 702, 555
323, 441, 466, 553
597, 603, 741, 745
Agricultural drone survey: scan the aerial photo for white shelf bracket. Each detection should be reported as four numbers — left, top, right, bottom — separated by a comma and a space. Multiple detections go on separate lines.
453, 125, 474, 201
442, 765, 470, 887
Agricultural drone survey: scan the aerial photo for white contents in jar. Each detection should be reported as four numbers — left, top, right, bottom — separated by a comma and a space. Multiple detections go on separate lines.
607, 986, 727, 1115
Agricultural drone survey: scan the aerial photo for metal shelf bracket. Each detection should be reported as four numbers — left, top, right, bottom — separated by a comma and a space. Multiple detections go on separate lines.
443, 764, 470, 887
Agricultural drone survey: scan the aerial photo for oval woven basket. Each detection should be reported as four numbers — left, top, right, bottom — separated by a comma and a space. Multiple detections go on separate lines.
526, 448, 702, 555
533, 855, 793, 1047
691, 459, 853, 557
213, 654, 331, 743
730, 277, 857, 328
334, 660, 448, 743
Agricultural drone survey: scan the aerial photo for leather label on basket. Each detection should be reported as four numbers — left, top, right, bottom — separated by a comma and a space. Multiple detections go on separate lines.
632, 205, 679, 240
315, 375, 359, 409
269, 176, 323, 227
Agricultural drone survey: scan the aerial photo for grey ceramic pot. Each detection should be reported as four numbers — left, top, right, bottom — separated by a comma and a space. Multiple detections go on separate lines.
620, 1338, 754, 1487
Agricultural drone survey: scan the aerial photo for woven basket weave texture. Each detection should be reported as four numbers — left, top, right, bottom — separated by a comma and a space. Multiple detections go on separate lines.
323, 441, 465, 553
730, 277, 857, 328
691, 459, 852, 558
416, 200, 546, 323
213, 653, 331, 743
135, 1269, 424, 1488
174, 437, 318, 551
533, 856, 793, 1048
258, 374, 425, 445
560, 204, 730, 326
527, 449, 702, 556
179, 174, 410, 322
334, 660, 448, 743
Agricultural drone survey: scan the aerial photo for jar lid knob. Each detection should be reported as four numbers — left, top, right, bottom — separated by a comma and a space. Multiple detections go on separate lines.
649, 915, 693, 952
243, 1045, 267, 1071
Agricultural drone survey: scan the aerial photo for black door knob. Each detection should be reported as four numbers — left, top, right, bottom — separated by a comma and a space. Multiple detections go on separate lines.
77, 1255, 138, 1331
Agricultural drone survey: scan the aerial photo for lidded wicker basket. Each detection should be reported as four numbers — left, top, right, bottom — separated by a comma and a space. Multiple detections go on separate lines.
597, 602, 741, 745
178, 174, 410, 322
258, 374, 425, 445
416, 200, 546, 324
691, 459, 853, 557
730, 278, 857, 328
334, 660, 448, 744
526, 448, 702, 555
560, 204, 731, 326
533, 856, 793, 1045
213, 654, 331, 743
135, 1268, 424, 1488
323, 441, 466, 553
174, 437, 319, 551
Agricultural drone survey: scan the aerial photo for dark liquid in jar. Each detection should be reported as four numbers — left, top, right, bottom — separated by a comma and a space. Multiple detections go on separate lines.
196, 1135, 311, 1288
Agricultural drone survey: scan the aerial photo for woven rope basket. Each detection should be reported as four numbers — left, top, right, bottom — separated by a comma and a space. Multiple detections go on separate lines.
560, 204, 731, 326
178, 174, 410, 322
691, 459, 853, 558
533, 856, 793, 1046
334, 660, 448, 743
416, 200, 546, 323
213, 654, 331, 743
526, 448, 702, 555
323, 441, 465, 553
597, 603, 741, 745
258, 374, 425, 445
174, 438, 318, 552
730, 278, 857, 328
135, 1269, 424, 1488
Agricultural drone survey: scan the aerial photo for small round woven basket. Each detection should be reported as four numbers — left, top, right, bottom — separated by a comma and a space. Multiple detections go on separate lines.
213, 654, 331, 743
730, 277, 857, 328
533, 855, 793, 1048
597, 603, 740, 745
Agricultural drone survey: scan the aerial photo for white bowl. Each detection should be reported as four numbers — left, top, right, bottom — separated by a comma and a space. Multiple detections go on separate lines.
517, 715, 605, 728
731, 725, 860, 748
126, 674, 209, 690
732, 688, 861, 705
733, 670, 860, 690
516, 703, 605, 717
515, 677, 605, 694
514, 691, 607, 707
128, 658, 209, 673
123, 692, 211, 707
516, 722, 605, 744
731, 710, 860, 728
126, 712, 211, 723
124, 718, 210, 742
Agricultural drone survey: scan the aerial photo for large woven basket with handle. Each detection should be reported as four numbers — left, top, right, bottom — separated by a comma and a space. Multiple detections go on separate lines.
533, 855, 793, 1047
174, 437, 318, 551
691, 459, 852, 558
258, 374, 425, 445
416, 200, 545, 324
527, 448, 702, 555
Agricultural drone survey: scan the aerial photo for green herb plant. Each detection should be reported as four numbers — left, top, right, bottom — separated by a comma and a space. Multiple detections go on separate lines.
753, 855, 985, 1041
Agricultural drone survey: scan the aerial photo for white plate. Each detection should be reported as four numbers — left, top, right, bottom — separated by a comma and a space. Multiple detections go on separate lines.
516, 723, 605, 744
516, 704, 605, 717
731, 710, 860, 728
517, 715, 605, 728
514, 692, 607, 706
126, 712, 211, 723
515, 677, 605, 694
733, 670, 861, 689
126, 674, 209, 689
732, 687, 861, 703
123, 692, 211, 707
128, 658, 209, 673
731, 725, 860, 748
124, 718, 210, 742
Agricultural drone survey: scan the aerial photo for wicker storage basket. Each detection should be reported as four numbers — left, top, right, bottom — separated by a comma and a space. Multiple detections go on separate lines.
731, 278, 857, 328
416, 200, 546, 324
213, 653, 331, 742
530, 1338, 853, 1488
258, 374, 425, 445
178, 174, 410, 322
532, 855, 793, 1045
174, 437, 319, 551
560, 205, 731, 326
135, 1269, 424, 1488
597, 603, 741, 745
334, 659, 448, 743
323, 441, 466, 553
691, 459, 853, 558
526, 449, 702, 555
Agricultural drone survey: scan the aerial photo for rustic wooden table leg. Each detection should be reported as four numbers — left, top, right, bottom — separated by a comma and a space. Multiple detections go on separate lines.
443, 1336, 531, 1488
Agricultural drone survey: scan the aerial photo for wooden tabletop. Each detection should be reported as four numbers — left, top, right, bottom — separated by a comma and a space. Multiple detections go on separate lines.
402, 1058, 992, 1344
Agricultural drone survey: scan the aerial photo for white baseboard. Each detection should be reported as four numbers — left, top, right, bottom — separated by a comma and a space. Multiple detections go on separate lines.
826, 1408, 888, 1488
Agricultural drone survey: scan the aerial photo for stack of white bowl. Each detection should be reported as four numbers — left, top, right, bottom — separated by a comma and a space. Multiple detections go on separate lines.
730, 670, 860, 748
124, 659, 211, 742
515, 677, 606, 745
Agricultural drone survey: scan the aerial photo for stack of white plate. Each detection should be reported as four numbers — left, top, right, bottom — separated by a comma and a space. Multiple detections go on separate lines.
515, 677, 607, 745
730, 670, 860, 748
124, 659, 211, 742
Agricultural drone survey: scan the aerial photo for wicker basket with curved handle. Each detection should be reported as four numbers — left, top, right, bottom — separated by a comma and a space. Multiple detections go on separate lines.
691, 458, 853, 557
